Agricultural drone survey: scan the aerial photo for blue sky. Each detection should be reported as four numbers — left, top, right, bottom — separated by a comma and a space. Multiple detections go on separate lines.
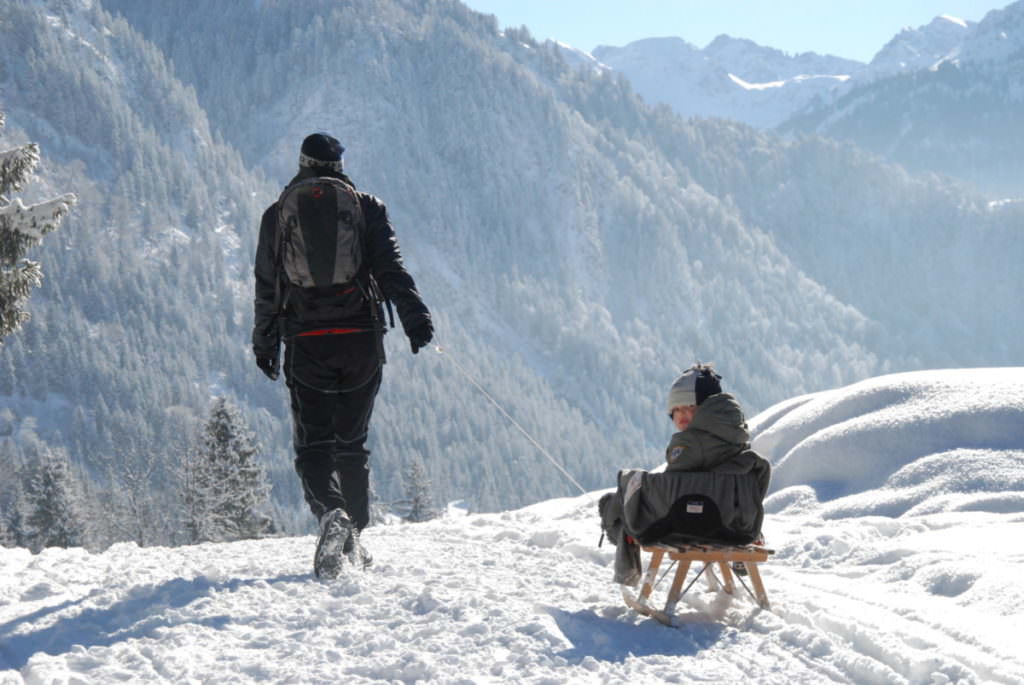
459, 1, 1010, 62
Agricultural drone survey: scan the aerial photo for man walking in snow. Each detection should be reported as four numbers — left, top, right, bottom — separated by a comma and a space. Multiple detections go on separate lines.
252, 133, 433, 578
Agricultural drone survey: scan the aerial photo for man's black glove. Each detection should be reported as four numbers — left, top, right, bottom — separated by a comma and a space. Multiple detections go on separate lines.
407, 319, 434, 355
256, 355, 279, 381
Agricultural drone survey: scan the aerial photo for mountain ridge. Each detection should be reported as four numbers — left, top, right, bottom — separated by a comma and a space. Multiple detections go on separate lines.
580, 4, 1024, 198
780, 1, 1024, 195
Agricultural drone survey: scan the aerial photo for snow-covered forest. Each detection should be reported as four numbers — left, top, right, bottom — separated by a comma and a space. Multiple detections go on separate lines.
1, 0, 1022, 551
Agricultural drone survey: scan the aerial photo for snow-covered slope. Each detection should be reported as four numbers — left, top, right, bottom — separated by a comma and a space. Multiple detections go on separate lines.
753, 368, 1024, 509
959, 1, 1024, 65
3, 369, 1023, 683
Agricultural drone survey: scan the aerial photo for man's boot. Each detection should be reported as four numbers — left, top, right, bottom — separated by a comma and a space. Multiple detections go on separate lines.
343, 527, 372, 569
314, 508, 353, 579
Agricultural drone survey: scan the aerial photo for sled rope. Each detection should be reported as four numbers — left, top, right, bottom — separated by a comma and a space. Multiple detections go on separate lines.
433, 344, 588, 496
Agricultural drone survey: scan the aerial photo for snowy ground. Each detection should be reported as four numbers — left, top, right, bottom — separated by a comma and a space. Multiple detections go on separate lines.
3, 368, 1023, 684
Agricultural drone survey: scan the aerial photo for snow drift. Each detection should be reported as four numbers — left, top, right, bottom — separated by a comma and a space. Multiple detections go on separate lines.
751, 368, 1024, 517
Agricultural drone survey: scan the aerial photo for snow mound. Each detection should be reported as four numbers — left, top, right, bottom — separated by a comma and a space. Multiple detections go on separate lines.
751, 368, 1024, 516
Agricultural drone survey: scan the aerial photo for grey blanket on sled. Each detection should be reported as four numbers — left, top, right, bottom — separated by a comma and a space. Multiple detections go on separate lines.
599, 456, 770, 586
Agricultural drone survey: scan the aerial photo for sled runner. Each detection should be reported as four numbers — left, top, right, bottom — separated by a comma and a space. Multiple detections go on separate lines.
621, 541, 773, 625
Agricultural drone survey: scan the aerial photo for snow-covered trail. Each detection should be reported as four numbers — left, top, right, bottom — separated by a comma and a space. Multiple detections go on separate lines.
4, 492, 1022, 684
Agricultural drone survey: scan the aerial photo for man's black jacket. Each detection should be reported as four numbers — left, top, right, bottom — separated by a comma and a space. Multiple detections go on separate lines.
252, 169, 430, 359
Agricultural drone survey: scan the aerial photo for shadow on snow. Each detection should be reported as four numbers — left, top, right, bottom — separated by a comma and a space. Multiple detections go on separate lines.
545, 606, 728, 663
0, 573, 309, 671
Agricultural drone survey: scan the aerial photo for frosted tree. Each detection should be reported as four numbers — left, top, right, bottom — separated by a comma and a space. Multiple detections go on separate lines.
0, 472, 25, 549
0, 486, 33, 550
0, 112, 76, 344
102, 443, 167, 547
0, 517, 13, 548
180, 398, 275, 543
399, 456, 438, 523
22, 447, 90, 552
0, 439, 20, 547
177, 443, 216, 544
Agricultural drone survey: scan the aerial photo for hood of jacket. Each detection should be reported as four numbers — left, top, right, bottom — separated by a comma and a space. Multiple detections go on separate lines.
665, 393, 751, 472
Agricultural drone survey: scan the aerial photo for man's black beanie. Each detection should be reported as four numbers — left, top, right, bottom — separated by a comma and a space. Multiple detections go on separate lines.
299, 133, 344, 171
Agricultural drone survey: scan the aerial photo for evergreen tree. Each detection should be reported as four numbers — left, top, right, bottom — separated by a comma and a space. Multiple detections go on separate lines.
23, 447, 90, 551
180, 397, 275, 543
0, 112, 76, 344
400, 456, 438, 523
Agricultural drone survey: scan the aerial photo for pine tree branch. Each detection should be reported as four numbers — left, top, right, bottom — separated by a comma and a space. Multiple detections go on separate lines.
0, 143, 40, 197
0, 194, 77, 242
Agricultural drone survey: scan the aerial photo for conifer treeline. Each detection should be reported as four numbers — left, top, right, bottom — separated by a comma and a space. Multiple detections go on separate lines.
0, 394, 278, 551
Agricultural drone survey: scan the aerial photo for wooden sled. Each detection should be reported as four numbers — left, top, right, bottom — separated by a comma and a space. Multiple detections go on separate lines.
621, 542, 773, 625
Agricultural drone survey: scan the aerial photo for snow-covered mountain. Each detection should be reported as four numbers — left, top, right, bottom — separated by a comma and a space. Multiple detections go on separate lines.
867, 14, 975, 77
586, 13, 991, 132
2, 0, 1023, 541
587, 13, 985, 129
702, 35, 860, 83
591, 36, 860, 129
781, 2, 1024, 196
3, 369, 1022, 682
584, 8, 1024, 196
959, 0, 1024, 64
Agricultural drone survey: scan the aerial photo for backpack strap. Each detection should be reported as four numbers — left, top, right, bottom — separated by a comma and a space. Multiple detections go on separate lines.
367, 274, 395, 329
258, 213, 287, 340
260, 193, 297, 338
356, 274, 392, 363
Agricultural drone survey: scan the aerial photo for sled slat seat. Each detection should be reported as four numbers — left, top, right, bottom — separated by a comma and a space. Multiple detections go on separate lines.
622, 541, 773, 625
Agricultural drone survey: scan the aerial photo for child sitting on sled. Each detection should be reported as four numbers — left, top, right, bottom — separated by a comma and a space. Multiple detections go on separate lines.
599, 363, 771, 585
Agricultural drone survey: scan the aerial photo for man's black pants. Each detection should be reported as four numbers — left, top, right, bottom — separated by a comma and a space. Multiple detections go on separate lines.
284, 331, 382, 531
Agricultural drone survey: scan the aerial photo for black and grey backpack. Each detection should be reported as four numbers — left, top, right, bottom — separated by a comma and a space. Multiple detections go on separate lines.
273, 177, 370, 323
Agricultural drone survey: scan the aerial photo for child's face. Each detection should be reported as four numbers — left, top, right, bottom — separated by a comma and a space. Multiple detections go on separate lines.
670, 405, 697, 432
